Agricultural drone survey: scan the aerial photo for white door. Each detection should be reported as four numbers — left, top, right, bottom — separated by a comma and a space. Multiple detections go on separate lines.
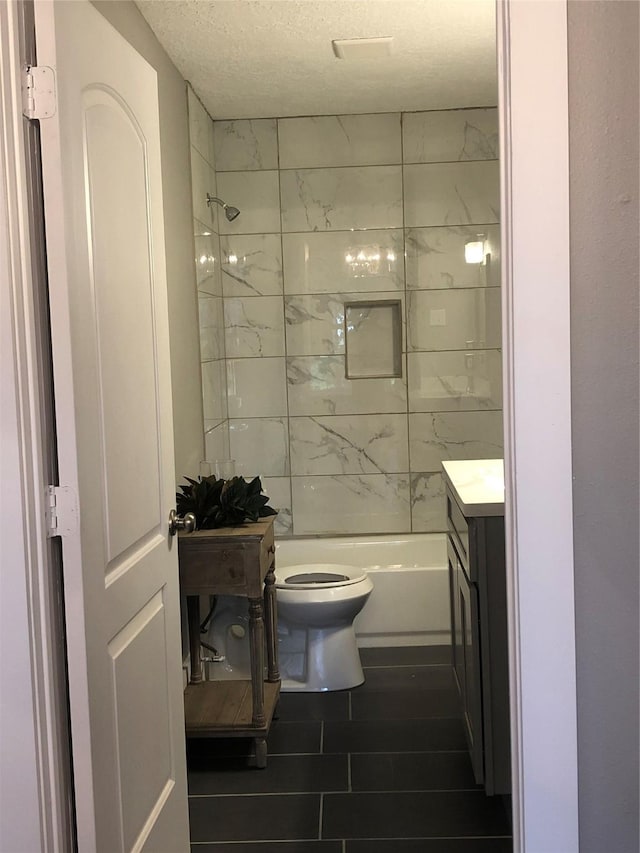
35, 1, 190, 850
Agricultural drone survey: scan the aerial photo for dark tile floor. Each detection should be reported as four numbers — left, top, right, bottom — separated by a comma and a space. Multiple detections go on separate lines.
187, 646, 512, 852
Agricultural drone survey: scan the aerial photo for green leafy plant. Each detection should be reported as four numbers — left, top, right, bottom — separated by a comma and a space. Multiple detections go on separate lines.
176, 475, 277, 530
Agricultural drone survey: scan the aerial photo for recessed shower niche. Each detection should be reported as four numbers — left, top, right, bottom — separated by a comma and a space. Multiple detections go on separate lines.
344, 299, 403, 379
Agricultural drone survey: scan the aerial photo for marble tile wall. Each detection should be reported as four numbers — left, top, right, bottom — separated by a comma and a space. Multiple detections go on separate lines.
188, 87, 230, 469
212, 108, 502, 537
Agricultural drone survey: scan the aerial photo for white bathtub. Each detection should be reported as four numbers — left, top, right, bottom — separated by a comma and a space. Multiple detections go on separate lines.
276, 533, 450, 648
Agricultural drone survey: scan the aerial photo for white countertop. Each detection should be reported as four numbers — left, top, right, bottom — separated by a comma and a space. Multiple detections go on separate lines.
442, 459, 505, 517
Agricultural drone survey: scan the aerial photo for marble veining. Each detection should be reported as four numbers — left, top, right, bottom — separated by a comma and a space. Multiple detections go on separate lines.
285, 292, 405, 358
278, 113, 401, 169
289, 414, 408, 476
280, 166, 403, 232
285, 294, 343, 355
224, 296, 284, 358
213, 119, 278, 171
403, 161, 500, 228
220, 234, 283, 297
408, 350, 503, 412
287, 355, 408, 416
262, 476, 293, 537
273, 505, 293, 537
409, 411, 503, 472
403, 108, 499, 164
291, 473, 411, 536
411, 472, 446, 532
458, 119, 499, 161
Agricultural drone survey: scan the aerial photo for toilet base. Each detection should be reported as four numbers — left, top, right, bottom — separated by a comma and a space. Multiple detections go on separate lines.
279, 623, 365, 692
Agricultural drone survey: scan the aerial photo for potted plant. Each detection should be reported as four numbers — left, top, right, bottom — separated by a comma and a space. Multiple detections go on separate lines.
176, 474, 277, 530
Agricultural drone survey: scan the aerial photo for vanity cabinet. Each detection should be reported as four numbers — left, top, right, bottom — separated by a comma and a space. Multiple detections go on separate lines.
444, 463, 510, 796
448, 533, 484, 780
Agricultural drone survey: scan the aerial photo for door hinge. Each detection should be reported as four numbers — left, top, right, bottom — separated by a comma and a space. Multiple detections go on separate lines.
22, 65, 56, 120
46, 485, 78, 538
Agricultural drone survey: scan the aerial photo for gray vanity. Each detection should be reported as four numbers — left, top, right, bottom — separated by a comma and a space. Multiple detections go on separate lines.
442, 460, 510, 797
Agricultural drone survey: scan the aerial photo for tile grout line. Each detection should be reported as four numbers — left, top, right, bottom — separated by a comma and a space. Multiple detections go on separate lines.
216, 154, 500, 175
191, 744, 469, 760
275, 116, 296, 535
187, 650, 511, 847
189, 835, 512, 845
216, 220, 500, 238
401, 108, 413, 536
188, 785, 485, 799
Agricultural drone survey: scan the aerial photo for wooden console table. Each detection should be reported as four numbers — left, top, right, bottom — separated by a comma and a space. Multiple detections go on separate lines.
178, 516, 280, 768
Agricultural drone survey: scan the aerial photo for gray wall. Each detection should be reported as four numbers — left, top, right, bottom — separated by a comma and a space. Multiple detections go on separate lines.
568, 2, 639, 850
92, 0, 204, 483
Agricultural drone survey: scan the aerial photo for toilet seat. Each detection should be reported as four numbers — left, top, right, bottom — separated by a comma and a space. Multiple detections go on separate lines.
275, 563, 366, 589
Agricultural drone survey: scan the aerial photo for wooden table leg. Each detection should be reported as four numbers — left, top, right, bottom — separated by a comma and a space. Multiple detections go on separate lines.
264, 559, 280, 682
248, 597, 266, 726
187, 595, 203, 684
254, 737, 267, 769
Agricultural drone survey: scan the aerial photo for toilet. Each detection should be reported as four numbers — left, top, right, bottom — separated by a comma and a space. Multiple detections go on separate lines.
275, 563, 373, 692
202, 564, 373, 692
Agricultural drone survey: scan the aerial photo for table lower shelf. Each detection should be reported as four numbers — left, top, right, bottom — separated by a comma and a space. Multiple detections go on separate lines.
184, 679, 280, 738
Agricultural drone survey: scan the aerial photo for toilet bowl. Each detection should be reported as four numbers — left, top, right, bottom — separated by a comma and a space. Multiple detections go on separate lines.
275, 563, 373, 692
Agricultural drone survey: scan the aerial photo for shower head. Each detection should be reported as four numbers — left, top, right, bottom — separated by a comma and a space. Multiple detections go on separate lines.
206, 194, 241, 222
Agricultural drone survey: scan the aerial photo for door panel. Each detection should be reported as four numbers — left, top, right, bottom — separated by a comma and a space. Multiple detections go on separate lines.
83, 88, 162, 566
109, 592, 173, 852
35, 1, 189, 849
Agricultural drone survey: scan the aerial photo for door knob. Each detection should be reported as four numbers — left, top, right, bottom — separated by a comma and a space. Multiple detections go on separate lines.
168, 509, 196, 536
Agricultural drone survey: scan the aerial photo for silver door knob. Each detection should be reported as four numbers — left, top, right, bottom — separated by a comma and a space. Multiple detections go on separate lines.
168, 509, 196, 536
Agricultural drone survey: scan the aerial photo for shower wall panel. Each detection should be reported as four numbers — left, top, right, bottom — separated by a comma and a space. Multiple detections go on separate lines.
212, 108, 502, 537
188, 86, 229, 468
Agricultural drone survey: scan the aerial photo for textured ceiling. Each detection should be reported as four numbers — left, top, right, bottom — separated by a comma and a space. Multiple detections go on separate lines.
134, 0, 497, 119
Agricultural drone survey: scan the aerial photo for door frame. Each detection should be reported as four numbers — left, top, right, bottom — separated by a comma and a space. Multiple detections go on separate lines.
1, 0, 579, 850
0, 1, 74, 850
498, 1, 579, 849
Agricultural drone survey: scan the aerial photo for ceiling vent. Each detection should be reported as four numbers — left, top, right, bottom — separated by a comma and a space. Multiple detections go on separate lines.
331, 37, 395, 60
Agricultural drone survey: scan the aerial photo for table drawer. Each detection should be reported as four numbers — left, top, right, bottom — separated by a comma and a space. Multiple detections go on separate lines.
178, 518, 276, 597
